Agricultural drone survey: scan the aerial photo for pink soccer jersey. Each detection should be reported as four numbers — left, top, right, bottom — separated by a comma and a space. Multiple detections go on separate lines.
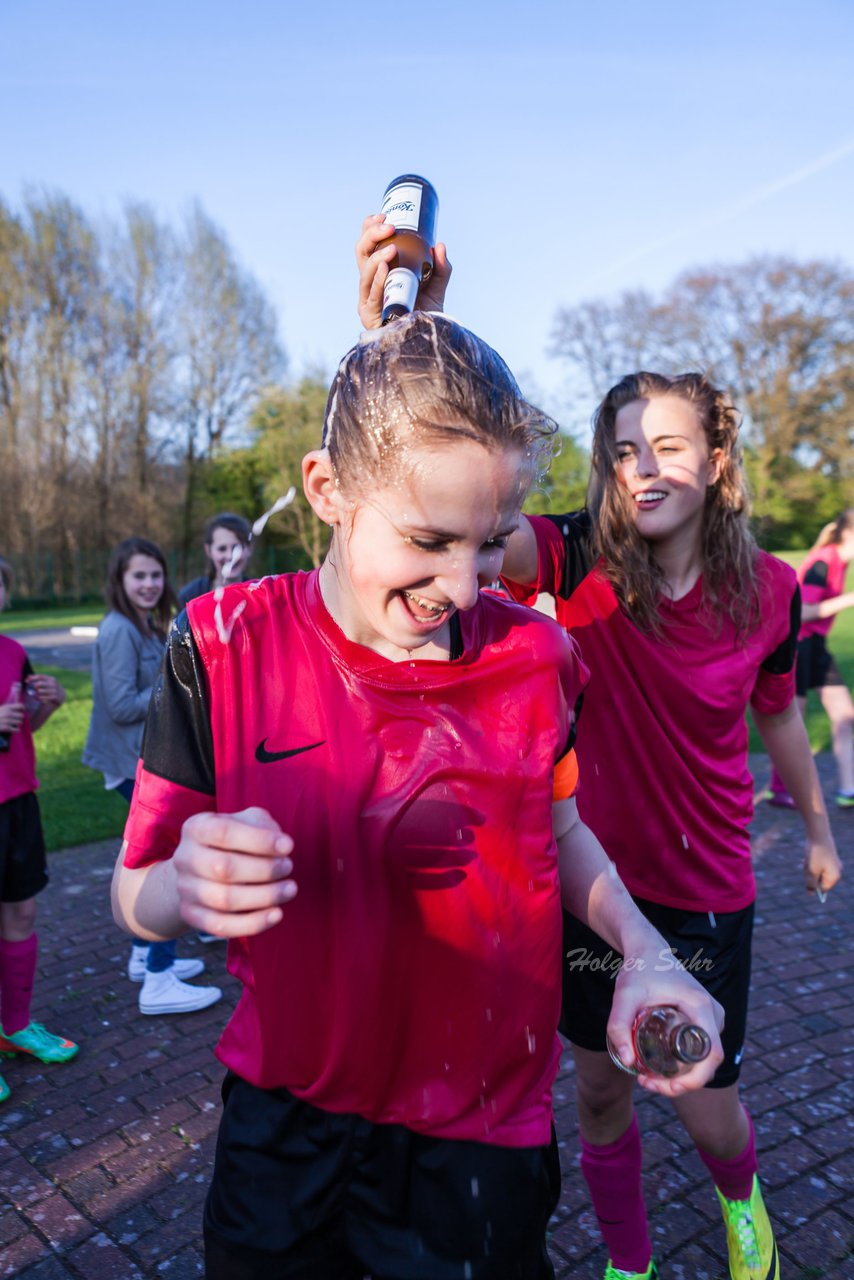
798, 543, 848, 640
124, 570, 588, 1147
0, 637, 38, 805
505, 515, 799, 913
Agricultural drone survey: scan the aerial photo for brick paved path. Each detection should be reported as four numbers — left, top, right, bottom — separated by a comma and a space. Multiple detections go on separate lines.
0, 756, 851, 1279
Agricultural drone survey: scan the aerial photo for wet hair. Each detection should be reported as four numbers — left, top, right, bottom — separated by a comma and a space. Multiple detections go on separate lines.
0, 556, 13, 596
588, 371, 760, 636
813, 509, 854, 549
321, 312, 557, 492
105, 537, 177, 639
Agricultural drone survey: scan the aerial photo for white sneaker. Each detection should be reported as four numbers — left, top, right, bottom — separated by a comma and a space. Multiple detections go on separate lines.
127, 947, 206, 984
138, 968, 222, 1016
127, 944, 150, 981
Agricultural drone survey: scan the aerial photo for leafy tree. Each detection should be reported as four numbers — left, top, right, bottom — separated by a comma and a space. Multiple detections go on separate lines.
550, 256, 854, 546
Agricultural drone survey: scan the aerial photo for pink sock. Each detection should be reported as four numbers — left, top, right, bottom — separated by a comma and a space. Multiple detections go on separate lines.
0, 934, 38, 1035
580, 1115, 652, 1272
769, 767, 786, 794
696, 1111, 757, 1201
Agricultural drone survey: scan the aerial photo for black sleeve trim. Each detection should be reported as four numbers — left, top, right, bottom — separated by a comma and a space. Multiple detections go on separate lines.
140, 612, 216, 795
556, 691, 584, 761
762, 585, 801, 675
541, 510, 595, 599
449, 611, 464, 661
802, 560, 829, 590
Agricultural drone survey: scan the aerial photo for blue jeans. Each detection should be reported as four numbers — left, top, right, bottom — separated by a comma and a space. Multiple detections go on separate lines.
116, 778, 177, 974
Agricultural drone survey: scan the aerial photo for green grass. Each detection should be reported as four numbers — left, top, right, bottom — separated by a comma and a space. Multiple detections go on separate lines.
2, 604, 105, 632
29, 666, 128, 852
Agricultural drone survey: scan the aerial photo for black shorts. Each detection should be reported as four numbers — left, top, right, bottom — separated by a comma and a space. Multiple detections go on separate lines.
0, 792, 48, 904
795, 634, 844, 697
559, 897, 754, 1089
204, 1073, 560, 1280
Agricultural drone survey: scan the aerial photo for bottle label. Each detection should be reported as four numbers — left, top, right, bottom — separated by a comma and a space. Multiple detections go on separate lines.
382, 267, 420, 316
382, 182, 422, 232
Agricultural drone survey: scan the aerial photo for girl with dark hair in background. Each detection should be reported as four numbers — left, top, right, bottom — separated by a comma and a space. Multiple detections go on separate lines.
83, 537, 221, 1016
179, 513, 253, 608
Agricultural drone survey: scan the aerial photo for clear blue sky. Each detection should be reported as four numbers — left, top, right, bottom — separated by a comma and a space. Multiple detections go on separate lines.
3, 0, 853, 428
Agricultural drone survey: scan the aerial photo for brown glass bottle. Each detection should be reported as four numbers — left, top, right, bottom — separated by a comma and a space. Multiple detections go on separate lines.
607, 1005, 712, 1078
380, 174, 439, 324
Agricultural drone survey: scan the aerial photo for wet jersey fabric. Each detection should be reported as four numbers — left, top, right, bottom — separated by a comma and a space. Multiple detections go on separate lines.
123, 569, 588, 1147
0, 639, 37, 804
504, 514, 799, 913
798, 544, 847, 640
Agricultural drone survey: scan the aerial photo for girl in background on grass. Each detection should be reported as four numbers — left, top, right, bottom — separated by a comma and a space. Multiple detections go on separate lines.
112, 314, 723, 1280
355, 222, 841, 1280
179, 512, 253, 609
767, 509, 854, 810
83, 537, 221, 1017
0, 555, 77, 1099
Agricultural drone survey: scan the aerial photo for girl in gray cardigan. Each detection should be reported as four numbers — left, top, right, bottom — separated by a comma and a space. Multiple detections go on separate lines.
83, 538, 221, 1016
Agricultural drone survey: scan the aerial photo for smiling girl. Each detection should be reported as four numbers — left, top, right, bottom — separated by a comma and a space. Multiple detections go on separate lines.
501, 372, 841, 1280
357, 218, 842, 1278
111, 316, 723, 1280
83, 538, 221, 1016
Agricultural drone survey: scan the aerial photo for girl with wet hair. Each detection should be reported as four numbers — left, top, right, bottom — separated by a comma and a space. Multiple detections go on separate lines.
111, 313, 722, 1279
356, 225, 840, 1280
767, 508, 854, 810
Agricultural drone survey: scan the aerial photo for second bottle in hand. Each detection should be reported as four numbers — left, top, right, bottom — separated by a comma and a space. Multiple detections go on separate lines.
607, 1005, 712, 1078
380, 174, 439, 324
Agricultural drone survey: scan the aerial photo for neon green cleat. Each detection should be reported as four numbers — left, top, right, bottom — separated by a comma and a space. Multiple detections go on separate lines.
0, 1022, 79, 1064
835, 791, 854, 809
716, 1176, 779, 1280
603, 1261, 659, 1280
0, 1073, 9, 1102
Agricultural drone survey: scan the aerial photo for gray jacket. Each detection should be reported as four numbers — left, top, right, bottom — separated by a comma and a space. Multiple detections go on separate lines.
82, 611, 165, 781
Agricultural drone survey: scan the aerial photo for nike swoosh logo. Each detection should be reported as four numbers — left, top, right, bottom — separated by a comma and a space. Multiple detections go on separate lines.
255, 738, 325, 764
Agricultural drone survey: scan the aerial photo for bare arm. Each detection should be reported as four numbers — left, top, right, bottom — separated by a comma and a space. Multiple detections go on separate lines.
801, 590, 854, 622
500, 516, 540, 587
112, 807, 298, 942
26, 673, 66, 732
554, 796, 724, 1095
752, 702, 842, 896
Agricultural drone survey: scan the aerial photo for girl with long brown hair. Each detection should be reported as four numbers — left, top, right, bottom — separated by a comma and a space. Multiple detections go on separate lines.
355, 224, 841, 1280
83, 537, 221, 1016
